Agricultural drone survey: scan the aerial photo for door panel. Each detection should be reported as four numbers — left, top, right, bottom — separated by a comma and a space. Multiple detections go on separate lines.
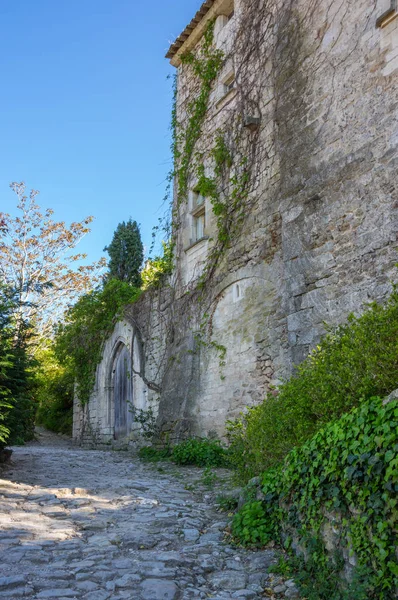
114, 345, 134, 439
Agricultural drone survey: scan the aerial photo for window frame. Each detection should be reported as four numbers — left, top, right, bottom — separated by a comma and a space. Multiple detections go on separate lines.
190, 188, 207, 245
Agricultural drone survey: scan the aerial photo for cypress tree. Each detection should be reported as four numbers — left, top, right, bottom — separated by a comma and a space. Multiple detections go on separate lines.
104, 219, 144, 287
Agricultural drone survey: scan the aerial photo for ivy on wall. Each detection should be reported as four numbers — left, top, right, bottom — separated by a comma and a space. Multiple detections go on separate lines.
232, 395, 398, 599
176, 20, 224, 203
55, 280, 141, 405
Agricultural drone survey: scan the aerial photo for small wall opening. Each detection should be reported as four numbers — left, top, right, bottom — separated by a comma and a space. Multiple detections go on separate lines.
233, 282, 243, 302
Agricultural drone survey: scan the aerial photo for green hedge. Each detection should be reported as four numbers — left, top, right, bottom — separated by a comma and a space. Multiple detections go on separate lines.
172, 438, 228, 467
139, 437, 228, 468
232, 396, 398, 599
227, 289, 398, 478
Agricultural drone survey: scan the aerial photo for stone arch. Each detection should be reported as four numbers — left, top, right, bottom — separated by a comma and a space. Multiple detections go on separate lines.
193, 265, 278, 437
91, 319, 147, 442
107, 339, 134, 440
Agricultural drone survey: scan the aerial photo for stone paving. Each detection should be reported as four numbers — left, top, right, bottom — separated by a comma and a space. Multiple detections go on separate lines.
0, 430, 287, 600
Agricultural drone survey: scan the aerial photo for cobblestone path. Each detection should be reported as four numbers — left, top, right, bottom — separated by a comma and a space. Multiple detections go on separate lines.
0, 431, 279, 600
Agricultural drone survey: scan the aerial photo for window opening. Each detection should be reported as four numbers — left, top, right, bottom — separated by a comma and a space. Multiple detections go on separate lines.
193, 190, 205, 209
191, 188, 206, 244
233, 282, 243, 302
223, 73, 236, 95
376, 0, 397, 27
193, 211, 205, 242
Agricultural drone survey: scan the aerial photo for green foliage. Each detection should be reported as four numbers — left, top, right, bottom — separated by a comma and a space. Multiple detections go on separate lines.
141, 241, 173, 290
232, 501, 272, 547
227, 289, 398, 478
0, 287, 14, 445
268, 554, 292, 576
172, 437, 228, 467
35, 345, 74, 435
215, 493, 239, 512
272, 549, 370, 600
4, 334, 36, 445
138, 445, 172, 462
104, 218, 144, 287
232, 396, 398, 599
55, 279, 140, 404
0, 285, 35, 447
201, 466, 218, 488
211, 131, 233, 177
130, 406, 159, 440
176, 20, 224, 201
170, 20, 249, 277
138, 437, 228, 470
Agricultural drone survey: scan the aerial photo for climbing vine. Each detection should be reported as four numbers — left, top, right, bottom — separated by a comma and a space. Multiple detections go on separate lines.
55, 280, 141, 405
129, 0, 351, 434
232, 396, 398, 599
176, 20, 224, 203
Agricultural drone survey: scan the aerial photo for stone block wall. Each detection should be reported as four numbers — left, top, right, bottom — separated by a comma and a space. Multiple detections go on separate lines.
75, 0, 398, 443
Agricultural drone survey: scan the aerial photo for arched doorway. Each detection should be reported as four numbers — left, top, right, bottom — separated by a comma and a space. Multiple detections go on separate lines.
112, 343, 134, 439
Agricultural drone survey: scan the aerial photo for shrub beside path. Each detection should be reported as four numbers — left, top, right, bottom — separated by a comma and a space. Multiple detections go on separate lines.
0, 430, 284, 600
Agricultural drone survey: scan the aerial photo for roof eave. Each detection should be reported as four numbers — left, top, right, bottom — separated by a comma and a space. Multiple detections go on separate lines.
166, 0, 217, 67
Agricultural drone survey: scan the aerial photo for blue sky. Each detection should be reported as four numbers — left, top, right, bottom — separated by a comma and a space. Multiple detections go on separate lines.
0, 0, 201, 260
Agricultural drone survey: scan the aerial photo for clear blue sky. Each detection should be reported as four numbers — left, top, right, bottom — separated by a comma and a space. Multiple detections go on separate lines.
0, 0, 201, 260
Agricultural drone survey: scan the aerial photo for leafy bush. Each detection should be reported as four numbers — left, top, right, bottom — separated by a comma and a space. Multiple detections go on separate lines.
232, 396, 398, 599
272, 548, 370, 600
138, 446, 171, 462
216, 493, 239, 511
231, 501, 272, 547
130, 406, 159, 440
172, 437, 228, 467
141, 241, 173, 290
35, 346, 74, 435
138, 438, 228, 469
227, 289, 398, 478
55, 279, 140, 404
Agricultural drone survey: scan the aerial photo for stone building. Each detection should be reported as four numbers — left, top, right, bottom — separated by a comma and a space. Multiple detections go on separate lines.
73, 0, 398, 445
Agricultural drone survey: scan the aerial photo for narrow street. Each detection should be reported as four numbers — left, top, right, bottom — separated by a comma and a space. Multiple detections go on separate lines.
0, 431, 277, 600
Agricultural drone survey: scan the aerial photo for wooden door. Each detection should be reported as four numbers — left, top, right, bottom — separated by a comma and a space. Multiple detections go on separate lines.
113, 345, 133, 439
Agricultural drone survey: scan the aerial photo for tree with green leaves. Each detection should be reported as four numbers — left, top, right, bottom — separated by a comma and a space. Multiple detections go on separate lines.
0, 285, 14, 446
104, 219, 144, 287
0, 284, 35, 447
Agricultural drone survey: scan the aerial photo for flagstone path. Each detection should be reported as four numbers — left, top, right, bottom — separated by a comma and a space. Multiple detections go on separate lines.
0, 430, 293, 600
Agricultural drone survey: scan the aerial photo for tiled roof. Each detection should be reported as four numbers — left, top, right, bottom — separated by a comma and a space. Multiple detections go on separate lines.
166, 0, 215, 59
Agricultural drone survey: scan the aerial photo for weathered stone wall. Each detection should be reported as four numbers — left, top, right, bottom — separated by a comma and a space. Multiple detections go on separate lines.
75, 0, 398, 443
73, 288, 170, 445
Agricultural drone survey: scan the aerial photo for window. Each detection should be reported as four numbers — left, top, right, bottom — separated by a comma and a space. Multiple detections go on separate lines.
223, 73, 235, 95
191, 189, 206, 243
217, 70, 236, 103
192, 190, 205, 209
376, 0, 397, 27
193, 211, 205, 242
214, 2, 234, 39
